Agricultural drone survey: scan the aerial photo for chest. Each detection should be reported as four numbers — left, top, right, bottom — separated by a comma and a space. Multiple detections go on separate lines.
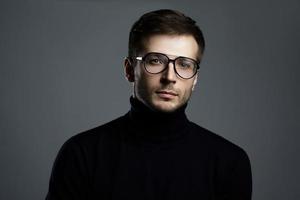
91, 138, 217, 200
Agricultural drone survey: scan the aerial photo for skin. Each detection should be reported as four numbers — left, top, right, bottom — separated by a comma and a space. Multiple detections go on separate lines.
124, 34, 201, 113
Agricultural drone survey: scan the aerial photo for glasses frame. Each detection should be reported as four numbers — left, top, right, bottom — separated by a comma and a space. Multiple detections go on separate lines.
134, 52, 200, 79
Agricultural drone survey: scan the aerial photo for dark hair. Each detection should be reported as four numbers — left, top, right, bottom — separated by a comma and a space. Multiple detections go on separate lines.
128, 9, 205, 60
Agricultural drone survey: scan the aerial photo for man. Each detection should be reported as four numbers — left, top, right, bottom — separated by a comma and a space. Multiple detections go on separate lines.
46, 9, 252, 200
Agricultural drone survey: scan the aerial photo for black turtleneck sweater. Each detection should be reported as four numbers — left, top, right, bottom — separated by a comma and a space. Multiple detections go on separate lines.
46, 97, 252, 200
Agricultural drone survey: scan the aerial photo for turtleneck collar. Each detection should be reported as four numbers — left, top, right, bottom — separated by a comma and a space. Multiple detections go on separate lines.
125, 96, 190, 143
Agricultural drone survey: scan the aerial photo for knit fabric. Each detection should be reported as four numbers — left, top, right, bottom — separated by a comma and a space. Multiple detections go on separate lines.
46, 96, 252, 200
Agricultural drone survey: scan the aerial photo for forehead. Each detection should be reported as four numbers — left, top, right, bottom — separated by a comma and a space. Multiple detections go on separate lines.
142, 34, 199, 60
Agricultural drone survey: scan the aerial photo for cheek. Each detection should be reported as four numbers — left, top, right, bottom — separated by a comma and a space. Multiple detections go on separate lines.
180, 82, 194, 99
139, 72, 159, 89
135, 72, 158, 95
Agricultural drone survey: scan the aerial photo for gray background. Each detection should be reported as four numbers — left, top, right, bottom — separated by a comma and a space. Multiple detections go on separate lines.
1, 0, 299, 199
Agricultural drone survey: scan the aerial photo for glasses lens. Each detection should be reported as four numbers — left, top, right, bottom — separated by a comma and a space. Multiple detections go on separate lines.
175, 58, 197, 79
144, 53, 168, 74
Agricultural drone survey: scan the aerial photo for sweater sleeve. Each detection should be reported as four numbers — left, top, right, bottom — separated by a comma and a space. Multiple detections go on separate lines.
45, 137, 89, 200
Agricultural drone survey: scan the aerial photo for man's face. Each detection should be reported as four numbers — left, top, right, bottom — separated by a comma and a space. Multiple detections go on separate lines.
126, 34, 200, 113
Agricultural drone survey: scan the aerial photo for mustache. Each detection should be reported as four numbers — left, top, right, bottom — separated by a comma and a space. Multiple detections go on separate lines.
160, 84, 176, 90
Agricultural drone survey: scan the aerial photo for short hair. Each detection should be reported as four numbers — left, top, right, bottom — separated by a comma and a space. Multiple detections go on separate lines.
128, 9, 205, 60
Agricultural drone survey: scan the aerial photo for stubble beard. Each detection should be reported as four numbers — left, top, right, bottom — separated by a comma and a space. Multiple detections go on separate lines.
134, 83, 192, 113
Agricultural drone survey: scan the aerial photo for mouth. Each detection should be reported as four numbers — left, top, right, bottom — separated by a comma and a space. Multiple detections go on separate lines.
156, 90, 178, 96
155, 90, 178, 99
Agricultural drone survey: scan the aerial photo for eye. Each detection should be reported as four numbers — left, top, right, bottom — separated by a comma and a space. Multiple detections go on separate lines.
149, 58, 162, 64
177, 59, 193, 68
146, 54, 165, 65
182, 62, 191, 67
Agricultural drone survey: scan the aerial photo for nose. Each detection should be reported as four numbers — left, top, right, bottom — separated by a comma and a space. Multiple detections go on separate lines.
161, 61, 177, 83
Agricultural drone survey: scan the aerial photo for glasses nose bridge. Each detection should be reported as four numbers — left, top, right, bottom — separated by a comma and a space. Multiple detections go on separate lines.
165, 57, 176, 69
162, 57, 178, 79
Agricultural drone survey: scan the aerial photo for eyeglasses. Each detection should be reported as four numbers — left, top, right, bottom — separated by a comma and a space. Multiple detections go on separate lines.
134, 52, 200, 79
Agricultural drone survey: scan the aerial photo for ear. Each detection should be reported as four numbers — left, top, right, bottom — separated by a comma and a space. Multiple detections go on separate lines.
124, 57, 135, 82
192, 74, 198, 91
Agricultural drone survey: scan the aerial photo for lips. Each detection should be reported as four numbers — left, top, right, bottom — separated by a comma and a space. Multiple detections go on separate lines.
155, 90, 178, 99
156, 90, 178, 96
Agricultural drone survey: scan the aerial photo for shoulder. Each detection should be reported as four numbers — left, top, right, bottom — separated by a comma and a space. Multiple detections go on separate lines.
188, 121, 250, 162
60, 113, 128, 152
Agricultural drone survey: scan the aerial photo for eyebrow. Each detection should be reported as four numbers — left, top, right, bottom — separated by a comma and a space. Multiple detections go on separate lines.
147, 51, 197, 60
